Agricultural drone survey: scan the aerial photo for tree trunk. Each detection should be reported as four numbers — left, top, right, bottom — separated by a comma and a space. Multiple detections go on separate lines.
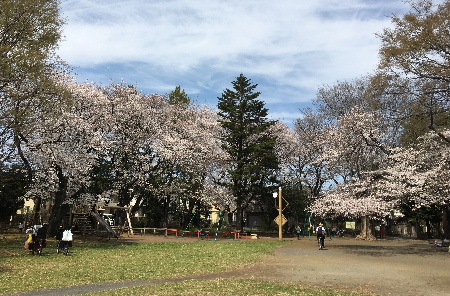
185, 197, 196, 229
14, 133, 38, 224
236, 204, 244, 231
425, 220, 432, 239
48, 165, 69, 236
130, 194, 143, 216
357, 215, 375, 240
415, 218, 424, 239
442, 206, 450, 239
161, 195, 169, 228
31, 196, 42, 225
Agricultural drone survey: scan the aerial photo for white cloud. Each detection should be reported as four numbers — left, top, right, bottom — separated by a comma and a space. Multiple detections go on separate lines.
58, 0, 410, 121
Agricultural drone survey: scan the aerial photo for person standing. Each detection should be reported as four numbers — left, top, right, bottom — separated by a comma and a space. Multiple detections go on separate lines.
295, 224, 302, 240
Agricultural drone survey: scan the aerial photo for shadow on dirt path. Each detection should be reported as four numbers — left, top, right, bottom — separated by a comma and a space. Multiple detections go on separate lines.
5, 237, 449, 296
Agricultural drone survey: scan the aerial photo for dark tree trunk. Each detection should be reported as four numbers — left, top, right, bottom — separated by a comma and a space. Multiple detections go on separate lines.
161, 195, 170, 228
425, 220, 432, 239
442, 206, 450, 239
48, 165, 69, 236
236, 204, 244, 232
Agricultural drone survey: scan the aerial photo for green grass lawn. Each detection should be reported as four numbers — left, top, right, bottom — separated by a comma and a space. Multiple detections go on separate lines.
0, 234, 369, 296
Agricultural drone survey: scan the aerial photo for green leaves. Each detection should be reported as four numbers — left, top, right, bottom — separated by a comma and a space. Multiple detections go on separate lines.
217, 74, 279, 229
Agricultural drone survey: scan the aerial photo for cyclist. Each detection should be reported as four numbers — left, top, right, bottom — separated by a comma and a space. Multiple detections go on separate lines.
316, 223, 326, 250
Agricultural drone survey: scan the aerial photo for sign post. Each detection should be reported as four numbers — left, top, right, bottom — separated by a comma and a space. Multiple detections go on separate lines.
273, 187, 287, 241
278, 187, 282, 240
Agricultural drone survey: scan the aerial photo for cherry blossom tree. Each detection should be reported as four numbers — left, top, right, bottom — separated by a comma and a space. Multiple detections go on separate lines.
22, 74, 109, 233
368, 0, 450, 237
149, 102, 228, 227
307, 108, 391, 239
293, 109, 336, 196
375, 130, 450, 237
80, 82, 229, 227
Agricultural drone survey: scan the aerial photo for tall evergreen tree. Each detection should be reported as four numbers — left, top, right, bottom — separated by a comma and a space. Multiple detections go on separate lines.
167, 86, 191, 106
217, 74, 279, 230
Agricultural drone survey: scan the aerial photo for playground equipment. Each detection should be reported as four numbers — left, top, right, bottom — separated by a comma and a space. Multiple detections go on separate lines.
303, 212, 314, 238
161, 209, 256, 240
182, 210, 225, 240
303, 212, 332, 239
91, 212, 120, 238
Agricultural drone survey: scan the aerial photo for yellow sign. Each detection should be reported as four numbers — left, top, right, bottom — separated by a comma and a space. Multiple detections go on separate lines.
346, 221, 356, 229
274, 214, 287, 226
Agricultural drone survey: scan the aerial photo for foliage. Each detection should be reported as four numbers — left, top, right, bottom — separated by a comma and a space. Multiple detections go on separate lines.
0, 0, 67, 167
369, 0, 450, 235
305, 1, 450, 239
0, 164, 28, 222
280, 180, 310, 224
305, 89, 393, 224
378, 0, 450, 90
377, 0, 450, 143
374, 130, 450, 209
167, 85, 191, 106
2, 0, 449, 240
0, 0, 69, 226
217, 74, 279, 229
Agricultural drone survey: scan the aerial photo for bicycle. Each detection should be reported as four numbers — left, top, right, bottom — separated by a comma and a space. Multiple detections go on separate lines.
317, 235, 325, 250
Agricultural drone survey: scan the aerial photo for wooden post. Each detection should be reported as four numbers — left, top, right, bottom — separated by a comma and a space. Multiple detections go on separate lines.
279, 187, 283, 241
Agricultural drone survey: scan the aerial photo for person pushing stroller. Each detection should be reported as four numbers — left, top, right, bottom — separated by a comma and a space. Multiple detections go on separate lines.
55, 226, 73, 255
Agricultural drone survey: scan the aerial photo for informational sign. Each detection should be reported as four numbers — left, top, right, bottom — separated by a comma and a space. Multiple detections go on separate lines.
346, 221, 356, 229
274, 214, 287, 226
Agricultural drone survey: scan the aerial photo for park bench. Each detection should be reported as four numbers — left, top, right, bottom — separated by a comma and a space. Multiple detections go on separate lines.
133, 227, 166, 235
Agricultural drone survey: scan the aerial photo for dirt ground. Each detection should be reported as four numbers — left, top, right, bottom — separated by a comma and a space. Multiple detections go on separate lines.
125, 234, 450, 296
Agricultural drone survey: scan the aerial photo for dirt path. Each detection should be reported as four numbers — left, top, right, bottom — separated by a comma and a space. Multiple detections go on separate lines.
232, 236, 450, 296
6, 236, 449, 296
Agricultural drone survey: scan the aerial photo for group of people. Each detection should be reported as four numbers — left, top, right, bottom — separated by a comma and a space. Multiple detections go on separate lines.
24, 224, 48, 253
289, 223, 328, 247
291, 223, 328, 249
25, 223, 48, 239
22, 223, 73, 254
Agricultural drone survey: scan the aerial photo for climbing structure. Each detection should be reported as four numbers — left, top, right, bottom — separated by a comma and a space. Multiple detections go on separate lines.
91, 212, 120, 238
184, 210, 224, 239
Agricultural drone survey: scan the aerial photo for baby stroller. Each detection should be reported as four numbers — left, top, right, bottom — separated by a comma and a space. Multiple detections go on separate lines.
25, 225, 47, 255
56, 228, 73, 256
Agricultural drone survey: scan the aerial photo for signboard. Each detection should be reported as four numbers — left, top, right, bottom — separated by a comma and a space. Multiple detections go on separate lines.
274, 214, 287, 226
346, 221, 356, 229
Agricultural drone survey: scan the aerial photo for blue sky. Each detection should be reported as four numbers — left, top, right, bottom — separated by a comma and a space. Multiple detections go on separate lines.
58, 0, 410, 125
